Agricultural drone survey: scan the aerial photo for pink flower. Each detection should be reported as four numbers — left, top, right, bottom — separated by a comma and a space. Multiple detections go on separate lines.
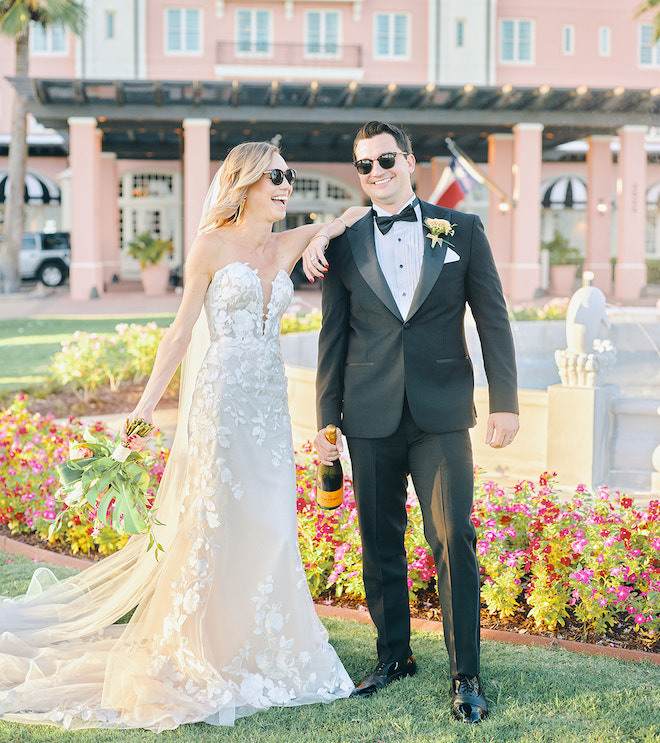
571, 538, 588, 554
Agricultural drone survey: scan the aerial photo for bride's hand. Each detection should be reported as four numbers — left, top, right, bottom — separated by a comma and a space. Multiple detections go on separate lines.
302, 234, 330, 282
120, 413, 155, 450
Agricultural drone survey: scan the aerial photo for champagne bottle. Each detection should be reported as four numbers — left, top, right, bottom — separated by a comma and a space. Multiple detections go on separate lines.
315, 424, 343, 510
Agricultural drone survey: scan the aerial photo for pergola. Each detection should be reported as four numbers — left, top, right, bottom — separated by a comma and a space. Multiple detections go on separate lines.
9, 77, 659, 300
10, 77, 660, 162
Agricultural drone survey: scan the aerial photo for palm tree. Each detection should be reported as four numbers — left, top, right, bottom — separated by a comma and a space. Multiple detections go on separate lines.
637, 0, 660, 43
0, 1, 85, 293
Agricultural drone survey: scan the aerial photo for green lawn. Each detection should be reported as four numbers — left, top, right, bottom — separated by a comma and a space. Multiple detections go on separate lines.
0, 316, 175, 393
1, 550, 660, 742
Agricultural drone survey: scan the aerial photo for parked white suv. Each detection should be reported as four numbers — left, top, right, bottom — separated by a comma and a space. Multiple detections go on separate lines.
0, 232, 71, 286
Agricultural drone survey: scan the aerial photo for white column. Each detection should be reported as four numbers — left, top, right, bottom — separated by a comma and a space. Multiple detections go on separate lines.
510, 123, 543, 301
68, 116, 104, 300
585, 135, 613, 294
614, 125, 648, 299
183, 118, 212, 258
487, 133, 514, 297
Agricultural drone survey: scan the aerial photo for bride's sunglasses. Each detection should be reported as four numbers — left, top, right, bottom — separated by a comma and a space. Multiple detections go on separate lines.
263, 168, 297, 186
353, 151, 408, 175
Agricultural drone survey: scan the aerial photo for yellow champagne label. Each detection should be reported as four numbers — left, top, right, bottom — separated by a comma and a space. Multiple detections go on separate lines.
316, 486, 343, 509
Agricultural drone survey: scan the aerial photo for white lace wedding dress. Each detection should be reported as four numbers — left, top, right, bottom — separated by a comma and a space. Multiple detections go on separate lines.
0, 261, 353, 731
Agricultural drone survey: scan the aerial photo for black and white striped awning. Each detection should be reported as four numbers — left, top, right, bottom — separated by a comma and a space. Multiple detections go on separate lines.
0, 169, 61, 205
541, 175, 587, 210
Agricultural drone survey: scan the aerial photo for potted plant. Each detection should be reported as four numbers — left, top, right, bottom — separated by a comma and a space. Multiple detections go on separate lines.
542, 230, 582, 296
127, 232, 173, 296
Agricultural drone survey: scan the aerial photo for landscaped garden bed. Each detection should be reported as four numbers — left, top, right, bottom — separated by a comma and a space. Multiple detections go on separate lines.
2, 395, 659, 656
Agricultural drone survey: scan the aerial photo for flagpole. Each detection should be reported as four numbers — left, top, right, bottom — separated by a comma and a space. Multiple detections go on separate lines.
445, 137, 514, 207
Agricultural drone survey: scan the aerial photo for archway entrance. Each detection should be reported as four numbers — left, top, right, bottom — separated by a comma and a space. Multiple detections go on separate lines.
118, 170, 182, 278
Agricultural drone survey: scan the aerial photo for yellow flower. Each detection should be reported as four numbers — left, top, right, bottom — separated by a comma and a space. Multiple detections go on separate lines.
424, 217, 457, 248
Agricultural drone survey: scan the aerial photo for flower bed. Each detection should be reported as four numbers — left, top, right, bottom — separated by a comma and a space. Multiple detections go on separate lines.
1, 398, 659, 650
294, 447, 660, 650
508, 297, 569, 322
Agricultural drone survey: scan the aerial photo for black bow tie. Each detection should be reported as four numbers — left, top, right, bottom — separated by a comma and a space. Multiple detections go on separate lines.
373, 202, 418, 235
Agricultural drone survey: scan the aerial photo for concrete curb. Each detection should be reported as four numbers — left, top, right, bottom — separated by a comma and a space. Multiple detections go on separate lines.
314, 605, 660, 667
4, 536, 659, 666
1, 535, 95, 571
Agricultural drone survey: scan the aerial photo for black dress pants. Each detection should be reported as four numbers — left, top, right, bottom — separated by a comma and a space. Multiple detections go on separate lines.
346, 399, 480, 678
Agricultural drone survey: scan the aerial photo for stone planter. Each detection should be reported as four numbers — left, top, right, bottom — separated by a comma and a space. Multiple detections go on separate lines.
140, 263, 170, 296
549, 264, 579, 296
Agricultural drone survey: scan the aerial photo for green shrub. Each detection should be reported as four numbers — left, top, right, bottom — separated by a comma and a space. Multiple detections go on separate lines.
127, 232, 173, 267
646, 259, 660, 286
542, 230, 582, 266
49, 323, 169, 401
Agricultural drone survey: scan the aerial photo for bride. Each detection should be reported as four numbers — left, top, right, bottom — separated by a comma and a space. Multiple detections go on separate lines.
0, 141, 367, 731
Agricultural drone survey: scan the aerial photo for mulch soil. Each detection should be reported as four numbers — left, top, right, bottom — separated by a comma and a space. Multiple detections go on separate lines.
1, 382, 179, 420
2, 387, 658, 658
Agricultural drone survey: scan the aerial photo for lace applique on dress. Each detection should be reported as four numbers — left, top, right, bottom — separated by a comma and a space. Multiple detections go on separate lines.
0, 261, 353, 732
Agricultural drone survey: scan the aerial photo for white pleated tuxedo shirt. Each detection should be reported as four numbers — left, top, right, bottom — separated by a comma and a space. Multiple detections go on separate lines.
372, 197, 424, 320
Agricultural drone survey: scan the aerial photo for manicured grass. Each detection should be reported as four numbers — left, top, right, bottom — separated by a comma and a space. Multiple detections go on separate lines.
0, 316, 175, 392
2, 550, 660, 742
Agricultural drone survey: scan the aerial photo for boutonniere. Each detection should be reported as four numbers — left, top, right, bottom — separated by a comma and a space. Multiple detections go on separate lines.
424, 217, 456, 249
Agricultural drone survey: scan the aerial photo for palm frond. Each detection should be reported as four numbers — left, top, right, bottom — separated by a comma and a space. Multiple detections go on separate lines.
635, 0, 660, 43
0, 2, 32, 37
1, 0, 85, 37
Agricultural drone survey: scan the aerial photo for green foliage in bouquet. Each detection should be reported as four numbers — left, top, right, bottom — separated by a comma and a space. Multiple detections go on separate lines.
50, 420, 163, 556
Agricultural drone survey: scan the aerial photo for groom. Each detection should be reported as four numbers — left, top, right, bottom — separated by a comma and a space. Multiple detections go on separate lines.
310, 121, 519, 723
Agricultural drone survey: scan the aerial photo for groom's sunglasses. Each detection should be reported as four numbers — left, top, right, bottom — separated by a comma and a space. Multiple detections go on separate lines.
263, 168, 297, 186
353, 152, 408, 175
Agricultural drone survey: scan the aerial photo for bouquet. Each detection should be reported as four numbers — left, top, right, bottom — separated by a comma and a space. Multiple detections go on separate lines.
49, 418, 164, 555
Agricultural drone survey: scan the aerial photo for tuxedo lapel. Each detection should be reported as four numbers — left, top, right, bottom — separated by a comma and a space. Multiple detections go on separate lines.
348, 215, 403, 321
407, 202, 449, 319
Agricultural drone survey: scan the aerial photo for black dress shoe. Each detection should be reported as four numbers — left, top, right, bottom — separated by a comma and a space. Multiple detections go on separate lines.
350, 655, 417, 697
451, 675, 488, 723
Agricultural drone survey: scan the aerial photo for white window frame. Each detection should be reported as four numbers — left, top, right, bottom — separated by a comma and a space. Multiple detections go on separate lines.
305, 10, 341, 59
598, 25, 611, 57
105, 10, 116, 41
374, 12, 410, 60
640, 23, 660, 67
165, 7, 202, 55
30, 22, 67, 55
499, 18, 534, 65
562, 25, 574, 56
456, 19, 465, 49
235, 9, 272, 58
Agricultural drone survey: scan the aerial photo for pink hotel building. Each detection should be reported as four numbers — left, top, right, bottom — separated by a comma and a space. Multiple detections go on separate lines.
1, 0, 660, 301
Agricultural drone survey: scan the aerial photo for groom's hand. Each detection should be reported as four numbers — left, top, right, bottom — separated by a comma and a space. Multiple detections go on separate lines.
485, 412, 519, 449
313, 426, 344, 465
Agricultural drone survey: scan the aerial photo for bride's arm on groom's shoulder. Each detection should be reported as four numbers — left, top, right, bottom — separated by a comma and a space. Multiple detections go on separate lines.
122, 235, 216, 443
301, 206, 368, 281
279, 206, 369, 280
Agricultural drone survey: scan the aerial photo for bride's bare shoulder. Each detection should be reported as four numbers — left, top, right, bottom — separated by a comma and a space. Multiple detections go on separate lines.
187, 228, 233, 275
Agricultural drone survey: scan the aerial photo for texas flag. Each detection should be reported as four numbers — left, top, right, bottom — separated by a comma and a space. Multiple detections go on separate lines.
428, 155, 484, 209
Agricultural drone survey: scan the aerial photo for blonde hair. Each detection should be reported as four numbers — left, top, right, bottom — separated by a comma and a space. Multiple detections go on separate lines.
198, 141, 279, 233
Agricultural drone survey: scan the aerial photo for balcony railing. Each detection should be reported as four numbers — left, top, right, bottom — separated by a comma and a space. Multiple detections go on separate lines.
216, 42, 362, 68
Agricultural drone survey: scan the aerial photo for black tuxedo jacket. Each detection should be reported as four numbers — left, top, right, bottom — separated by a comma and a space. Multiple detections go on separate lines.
316, 200, 518, 438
